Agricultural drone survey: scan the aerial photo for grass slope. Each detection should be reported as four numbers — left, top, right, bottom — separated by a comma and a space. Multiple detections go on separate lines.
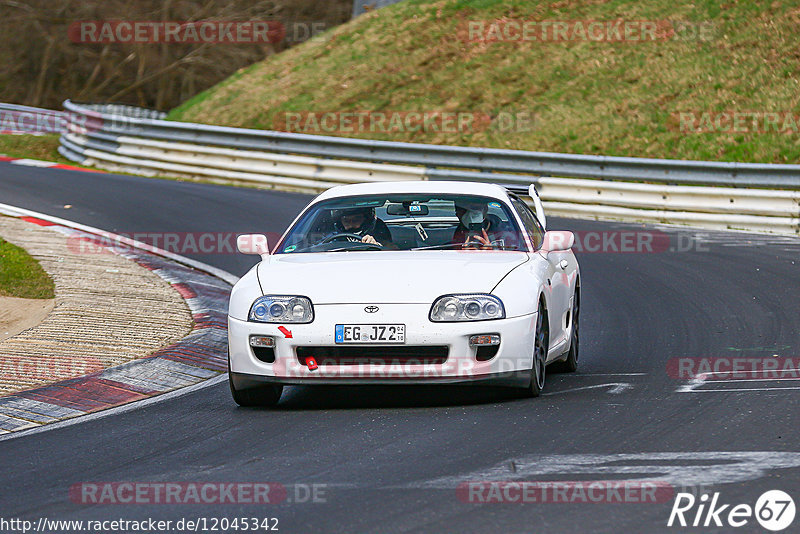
0, 134, 71, 164
0, 236, 55, 299
169, 0, 800, 163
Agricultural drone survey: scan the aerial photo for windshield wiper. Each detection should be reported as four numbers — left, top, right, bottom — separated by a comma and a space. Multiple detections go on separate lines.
327, 244, 383, 252
410, 243, 464, 251
411, 243, 520, 251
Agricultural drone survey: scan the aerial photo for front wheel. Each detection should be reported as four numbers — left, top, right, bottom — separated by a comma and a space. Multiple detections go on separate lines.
524, 304, 549, 397
228, 354, 283, 407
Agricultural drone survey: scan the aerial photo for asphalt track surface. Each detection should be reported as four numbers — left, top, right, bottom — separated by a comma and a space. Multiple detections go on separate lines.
1, 162, 799, 533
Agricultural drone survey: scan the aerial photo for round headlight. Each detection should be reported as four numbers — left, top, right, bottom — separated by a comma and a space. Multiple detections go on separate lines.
465, 301, 481, 317
430, 294, 504, 322
269, 303, 285, 318
291, 304, 305, 319
254, 305, 267, 318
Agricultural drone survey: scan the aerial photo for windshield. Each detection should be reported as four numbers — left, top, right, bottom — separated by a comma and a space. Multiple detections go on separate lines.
275, 194, 527, 253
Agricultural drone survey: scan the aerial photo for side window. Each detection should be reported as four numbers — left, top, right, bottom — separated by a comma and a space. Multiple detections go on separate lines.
511, 197, 545, 250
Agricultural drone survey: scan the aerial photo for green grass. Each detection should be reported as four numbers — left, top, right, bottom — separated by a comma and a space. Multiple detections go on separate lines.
168, 0, 800, 163
0, 134, 72, 164
0, 134, 99, 171
0, 236, 55, 299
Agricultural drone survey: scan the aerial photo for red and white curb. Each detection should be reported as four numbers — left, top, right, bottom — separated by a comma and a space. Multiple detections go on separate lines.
0, 154, 103, 173
0, 203, 238, 440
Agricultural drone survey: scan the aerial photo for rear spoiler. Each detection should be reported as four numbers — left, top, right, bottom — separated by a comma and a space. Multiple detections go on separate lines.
504, 184, 546, 231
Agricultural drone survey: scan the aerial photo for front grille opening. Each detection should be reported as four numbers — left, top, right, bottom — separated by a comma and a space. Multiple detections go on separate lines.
296, 346, 448, 366
252, 346, 276, 363
475, 345, 500, 361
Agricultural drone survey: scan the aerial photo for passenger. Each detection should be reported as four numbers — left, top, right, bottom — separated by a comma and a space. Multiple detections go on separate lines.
451, 199, 515, 249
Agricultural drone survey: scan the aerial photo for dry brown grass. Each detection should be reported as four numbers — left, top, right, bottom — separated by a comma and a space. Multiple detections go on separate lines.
169, 0, 800, 163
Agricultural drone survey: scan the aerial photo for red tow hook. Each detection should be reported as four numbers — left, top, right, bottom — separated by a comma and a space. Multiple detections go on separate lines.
305, 356, 318, 371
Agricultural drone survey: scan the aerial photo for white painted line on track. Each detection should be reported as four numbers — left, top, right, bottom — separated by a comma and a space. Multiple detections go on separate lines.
677, 368, 800, 393
705, 377, 800, 383
572, 373, 647, 376
686, 386, 800, 393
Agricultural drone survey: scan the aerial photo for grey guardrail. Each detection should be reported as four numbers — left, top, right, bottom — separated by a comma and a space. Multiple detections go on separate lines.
67, 102, 167, 121
0, 102, 164, 135
58, 100, 800, 235
0, 103, 65, 134
62, 99, 800, 190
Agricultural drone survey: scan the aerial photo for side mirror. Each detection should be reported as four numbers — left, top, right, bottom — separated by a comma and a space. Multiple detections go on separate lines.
528, 184, 547, 230
541, 231, 574, 252
237, 234, 270, 256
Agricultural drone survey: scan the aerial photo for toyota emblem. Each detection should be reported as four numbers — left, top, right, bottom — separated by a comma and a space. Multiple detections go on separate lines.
364, 305, 379, 313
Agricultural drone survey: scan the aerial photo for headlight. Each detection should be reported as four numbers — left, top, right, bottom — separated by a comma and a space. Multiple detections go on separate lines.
249, 295, 314, 323
429, 294, 505, 322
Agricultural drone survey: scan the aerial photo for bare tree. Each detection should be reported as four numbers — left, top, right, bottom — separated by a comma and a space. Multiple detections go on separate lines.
0, 0, 353, 110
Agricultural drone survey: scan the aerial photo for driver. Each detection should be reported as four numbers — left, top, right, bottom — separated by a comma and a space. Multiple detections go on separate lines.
332, 206, 394, 247
451, 199, 514, 249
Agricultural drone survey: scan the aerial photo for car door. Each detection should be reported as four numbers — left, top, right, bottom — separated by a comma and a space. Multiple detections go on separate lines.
510, 196, 569, 351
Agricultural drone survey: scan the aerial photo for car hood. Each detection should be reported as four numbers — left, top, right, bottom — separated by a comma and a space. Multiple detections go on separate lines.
257, 251, 529, 304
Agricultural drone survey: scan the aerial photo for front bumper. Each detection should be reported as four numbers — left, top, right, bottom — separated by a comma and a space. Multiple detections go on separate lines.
228, 303, 536, 386
229, 370, 531, 388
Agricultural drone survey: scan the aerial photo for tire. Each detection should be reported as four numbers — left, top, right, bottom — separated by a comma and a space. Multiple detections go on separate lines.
525, 302, 549, 397
228, 354, 283, 407
550, 286, 580, 374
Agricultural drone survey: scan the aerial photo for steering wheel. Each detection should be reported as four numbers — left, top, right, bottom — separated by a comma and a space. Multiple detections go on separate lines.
462, 239, 490, 250
319, 232, 384, 250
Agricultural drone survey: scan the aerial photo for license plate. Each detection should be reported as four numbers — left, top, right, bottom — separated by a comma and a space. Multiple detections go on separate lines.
335, 324, 405, 344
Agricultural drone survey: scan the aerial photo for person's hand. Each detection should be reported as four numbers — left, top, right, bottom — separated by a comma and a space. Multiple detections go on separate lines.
462, 229, 492, 250
362, 234, 381, 246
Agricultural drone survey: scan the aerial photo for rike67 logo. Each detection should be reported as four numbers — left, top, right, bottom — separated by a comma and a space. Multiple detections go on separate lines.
668, 490, 795, 531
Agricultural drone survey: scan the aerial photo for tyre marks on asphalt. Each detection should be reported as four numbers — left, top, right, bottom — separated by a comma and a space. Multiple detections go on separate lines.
407, 452, 800, 490
540, 372, 646, 397
542, 382, 634, 396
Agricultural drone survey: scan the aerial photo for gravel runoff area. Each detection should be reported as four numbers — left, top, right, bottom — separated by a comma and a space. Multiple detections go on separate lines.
0, 215, 193, 395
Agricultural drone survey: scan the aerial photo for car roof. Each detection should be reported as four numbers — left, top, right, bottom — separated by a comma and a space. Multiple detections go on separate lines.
314, 181, 512, 203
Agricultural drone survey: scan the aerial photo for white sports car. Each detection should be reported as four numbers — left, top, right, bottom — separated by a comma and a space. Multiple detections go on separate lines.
228, 181, 580, 406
